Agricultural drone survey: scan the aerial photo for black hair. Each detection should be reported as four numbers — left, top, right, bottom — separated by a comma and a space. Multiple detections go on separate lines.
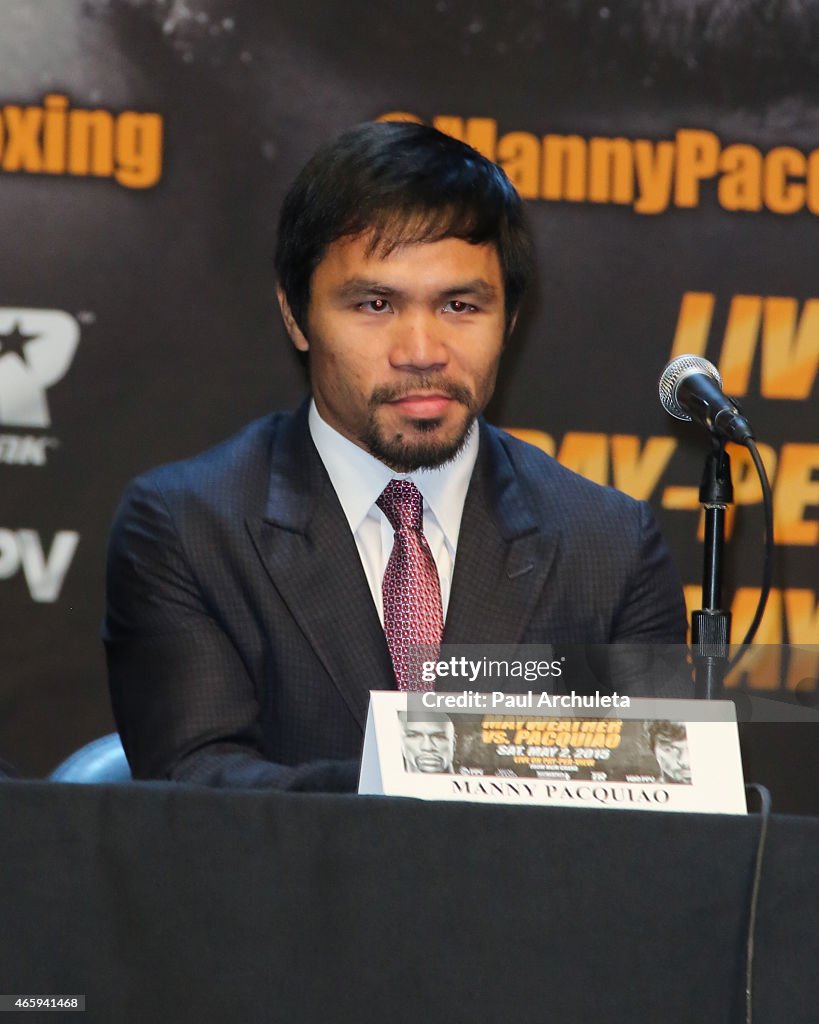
274, 120, 534, 334
647, 720, 687, 749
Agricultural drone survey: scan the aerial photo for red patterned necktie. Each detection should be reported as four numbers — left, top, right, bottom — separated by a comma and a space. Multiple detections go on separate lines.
377, 480, 443, 691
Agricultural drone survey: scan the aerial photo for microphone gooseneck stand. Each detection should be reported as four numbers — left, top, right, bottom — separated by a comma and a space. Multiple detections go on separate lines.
658, 356, 774, 700
691, 438, 734, 699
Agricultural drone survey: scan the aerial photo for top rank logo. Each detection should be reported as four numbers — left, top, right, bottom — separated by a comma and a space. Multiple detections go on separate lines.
0, 308, 80, 465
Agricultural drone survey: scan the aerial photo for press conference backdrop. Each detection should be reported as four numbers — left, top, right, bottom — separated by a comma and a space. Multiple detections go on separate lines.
1, 1, 817, 776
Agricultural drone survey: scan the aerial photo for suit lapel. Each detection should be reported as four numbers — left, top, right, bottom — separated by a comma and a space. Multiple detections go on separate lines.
246, 404, 394, 732
247, 409, 562, 720
444, 422, 559, 645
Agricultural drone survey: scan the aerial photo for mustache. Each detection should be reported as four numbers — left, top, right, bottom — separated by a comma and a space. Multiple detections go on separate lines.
370, 377, 474, 408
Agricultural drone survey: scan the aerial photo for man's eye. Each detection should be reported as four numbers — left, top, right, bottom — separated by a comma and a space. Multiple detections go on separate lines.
361, 298, 392, 313
444, 299, 477, 313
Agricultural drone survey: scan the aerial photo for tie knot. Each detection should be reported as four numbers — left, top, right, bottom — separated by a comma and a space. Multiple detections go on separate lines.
377, 480, 423, 532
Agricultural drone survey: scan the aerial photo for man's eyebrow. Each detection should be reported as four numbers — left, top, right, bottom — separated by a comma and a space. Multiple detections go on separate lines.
334, 278, 402, 299
439, 279, 499, 303
334, 277, 500, 302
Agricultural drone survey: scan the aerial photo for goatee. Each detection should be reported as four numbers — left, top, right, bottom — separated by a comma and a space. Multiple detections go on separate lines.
361, 379, 478, 472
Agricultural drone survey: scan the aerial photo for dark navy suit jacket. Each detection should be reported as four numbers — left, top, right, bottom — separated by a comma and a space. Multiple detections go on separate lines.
104, 402, 687, 787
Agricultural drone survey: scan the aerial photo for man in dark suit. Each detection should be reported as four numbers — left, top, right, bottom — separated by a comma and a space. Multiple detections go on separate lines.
104, 122, 687, 791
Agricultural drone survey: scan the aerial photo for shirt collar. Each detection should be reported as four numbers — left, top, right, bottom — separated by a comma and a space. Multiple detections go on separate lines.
308, 400, 479, 550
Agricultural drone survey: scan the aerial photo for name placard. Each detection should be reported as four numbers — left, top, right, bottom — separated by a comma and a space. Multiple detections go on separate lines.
358, 692, 746, 814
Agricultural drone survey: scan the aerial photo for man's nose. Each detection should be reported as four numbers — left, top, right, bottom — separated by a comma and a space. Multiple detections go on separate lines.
389, 312, 448, 371
420, 733, 435, 750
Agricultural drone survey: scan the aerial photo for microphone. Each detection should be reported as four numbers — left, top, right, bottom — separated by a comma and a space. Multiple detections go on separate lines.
658, 354, 754, 444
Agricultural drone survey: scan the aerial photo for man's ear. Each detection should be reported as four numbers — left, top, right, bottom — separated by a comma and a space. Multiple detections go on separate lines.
276, 286, 309, 352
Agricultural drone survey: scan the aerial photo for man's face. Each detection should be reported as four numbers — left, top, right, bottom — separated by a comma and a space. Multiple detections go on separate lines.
278, 234, 508, 472
653, 737, 692, 784
400, 718, 455, 773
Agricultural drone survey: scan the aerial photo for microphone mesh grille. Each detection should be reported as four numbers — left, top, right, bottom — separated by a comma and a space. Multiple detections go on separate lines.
658, 355, 723, 421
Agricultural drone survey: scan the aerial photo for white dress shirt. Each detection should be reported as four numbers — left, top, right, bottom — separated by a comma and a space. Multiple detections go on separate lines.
308, 400, 479, 624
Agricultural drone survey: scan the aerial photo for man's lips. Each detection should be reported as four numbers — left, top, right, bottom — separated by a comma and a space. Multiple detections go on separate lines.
386, 394, 454, 418
416, 755, 446, 770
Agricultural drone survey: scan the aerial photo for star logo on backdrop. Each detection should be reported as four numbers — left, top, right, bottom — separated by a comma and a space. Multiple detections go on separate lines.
0, 322, 39, 364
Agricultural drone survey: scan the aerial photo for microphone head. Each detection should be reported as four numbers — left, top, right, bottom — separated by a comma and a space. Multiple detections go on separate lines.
658, 355, 723, 421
